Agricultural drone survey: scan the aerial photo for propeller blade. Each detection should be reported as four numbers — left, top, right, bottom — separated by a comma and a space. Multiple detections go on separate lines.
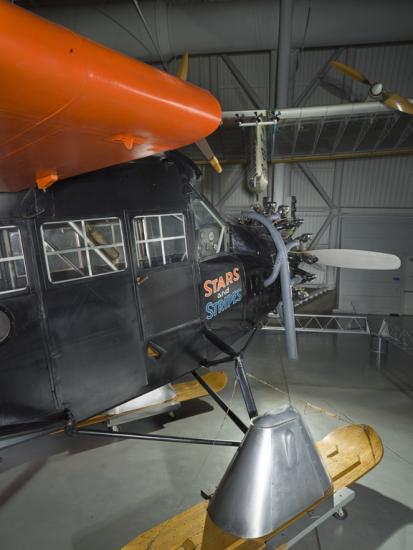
196, 137, 223, 173
330, 61, 371, 86
308, 249, 400, 270
382, 91, 413, 116
175, 51, 222, 173
176, 50, 189, 81
329, 62, 413, 116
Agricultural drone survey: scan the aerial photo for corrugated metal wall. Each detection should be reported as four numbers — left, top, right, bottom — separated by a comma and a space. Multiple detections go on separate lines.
187, 43, 413, 313
339, 216, 413, 314
340, 157, 413, 207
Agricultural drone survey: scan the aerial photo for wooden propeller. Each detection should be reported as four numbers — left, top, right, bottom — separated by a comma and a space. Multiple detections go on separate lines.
330, 61, 371, 86
382, 91, 413, 116
330, 60, 413, 116
176, 50, 189, 81
176, 51, 222, 173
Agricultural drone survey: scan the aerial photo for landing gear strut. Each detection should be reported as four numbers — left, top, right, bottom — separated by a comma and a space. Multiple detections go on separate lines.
198, 327, 259, 423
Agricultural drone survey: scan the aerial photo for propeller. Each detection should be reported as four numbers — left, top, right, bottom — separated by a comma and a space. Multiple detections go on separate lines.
176, 50, 189, 81
330, 60, 413, 116
194, 137, 223, 174
296, 248, 401, 270
127, 2, 221, 171
330, 61, 371, 86
176, 51, 223, 173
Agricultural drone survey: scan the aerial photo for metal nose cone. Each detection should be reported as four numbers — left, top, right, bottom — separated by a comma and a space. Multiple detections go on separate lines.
207, 406, 333, 539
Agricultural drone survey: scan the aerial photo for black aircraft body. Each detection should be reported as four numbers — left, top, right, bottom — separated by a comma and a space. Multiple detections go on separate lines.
0, 153, 285, 447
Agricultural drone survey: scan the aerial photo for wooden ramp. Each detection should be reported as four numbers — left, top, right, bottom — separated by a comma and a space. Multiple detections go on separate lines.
123, 424, 383, 550
77, 371, 228, 429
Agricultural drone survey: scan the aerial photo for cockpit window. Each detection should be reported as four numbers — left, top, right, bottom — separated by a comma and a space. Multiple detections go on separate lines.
41, 217, 127, 283
134, 213, 188, 269
192, 199, 226, 258
0, 226, 28, 294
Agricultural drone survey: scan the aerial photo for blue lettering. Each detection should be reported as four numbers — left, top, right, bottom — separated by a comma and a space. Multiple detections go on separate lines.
205, 301, 215, 320
205, 289, 243, 320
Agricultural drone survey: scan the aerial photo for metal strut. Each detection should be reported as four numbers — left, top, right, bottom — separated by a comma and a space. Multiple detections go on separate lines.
234, 356, 258, 419
74, 428, 240, 447
0, 409, 74, 450
192, 370, 248, 434
202, 329, 259, 420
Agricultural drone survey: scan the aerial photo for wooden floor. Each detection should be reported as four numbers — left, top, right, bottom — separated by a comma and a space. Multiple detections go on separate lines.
123, 424, 383, 550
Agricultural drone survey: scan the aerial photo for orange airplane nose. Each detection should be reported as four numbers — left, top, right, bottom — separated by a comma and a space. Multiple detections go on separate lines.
0, 1, 221, 192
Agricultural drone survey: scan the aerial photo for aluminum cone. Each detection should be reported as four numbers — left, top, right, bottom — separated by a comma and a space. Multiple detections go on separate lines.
207, 406, 332, 539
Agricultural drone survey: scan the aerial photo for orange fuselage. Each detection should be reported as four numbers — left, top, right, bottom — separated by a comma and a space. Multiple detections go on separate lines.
0, 1, 221, 192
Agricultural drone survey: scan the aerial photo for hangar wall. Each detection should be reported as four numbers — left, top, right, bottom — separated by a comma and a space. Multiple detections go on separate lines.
189, 44, 413, 315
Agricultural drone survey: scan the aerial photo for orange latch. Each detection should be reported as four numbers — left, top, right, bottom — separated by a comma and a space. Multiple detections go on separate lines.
111, 133, 146, 151
147, 343, 161, 359
36, 170, 59, 190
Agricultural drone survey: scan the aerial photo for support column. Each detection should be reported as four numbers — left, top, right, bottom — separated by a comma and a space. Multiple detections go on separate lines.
272, 0, 293, 205
327, 160, 344, 290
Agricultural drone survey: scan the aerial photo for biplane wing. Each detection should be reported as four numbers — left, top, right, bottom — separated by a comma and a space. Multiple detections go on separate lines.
0, 1, 221, 193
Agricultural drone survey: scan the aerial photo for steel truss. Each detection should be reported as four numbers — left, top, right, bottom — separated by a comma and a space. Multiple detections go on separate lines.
266, 313, 370, 334
378, 318, 413, 356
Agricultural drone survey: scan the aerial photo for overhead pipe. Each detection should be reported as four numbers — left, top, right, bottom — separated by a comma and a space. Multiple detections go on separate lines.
277, 100, 405, 120
31, 0, 413, 61
223, 98, 413, 123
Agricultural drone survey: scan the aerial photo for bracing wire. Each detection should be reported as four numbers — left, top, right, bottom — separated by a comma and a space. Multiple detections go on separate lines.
131, 0, 168, 71
95, 6, 153, 56
295, 0, 312, 72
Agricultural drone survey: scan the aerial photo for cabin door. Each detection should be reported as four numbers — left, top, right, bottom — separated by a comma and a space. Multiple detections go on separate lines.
39, 216, 147, 421
0, 223, 57, 425
133, 213, 203, 384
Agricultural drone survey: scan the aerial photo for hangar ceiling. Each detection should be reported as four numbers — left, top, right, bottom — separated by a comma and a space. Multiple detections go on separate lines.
21, 0, 413, 165
19, 0, 413, 60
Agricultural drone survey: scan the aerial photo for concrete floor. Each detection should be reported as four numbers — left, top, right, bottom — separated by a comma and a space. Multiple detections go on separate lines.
0, 332, 412, 550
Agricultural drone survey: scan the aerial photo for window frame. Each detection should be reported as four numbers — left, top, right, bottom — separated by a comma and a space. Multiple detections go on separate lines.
133, 213, 189, 270
40, 216, 128, 285
0, 225, 28, 296
191, 198, 227, 259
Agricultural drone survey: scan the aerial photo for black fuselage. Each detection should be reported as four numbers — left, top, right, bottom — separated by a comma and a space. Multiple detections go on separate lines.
0, 154, 280, 432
